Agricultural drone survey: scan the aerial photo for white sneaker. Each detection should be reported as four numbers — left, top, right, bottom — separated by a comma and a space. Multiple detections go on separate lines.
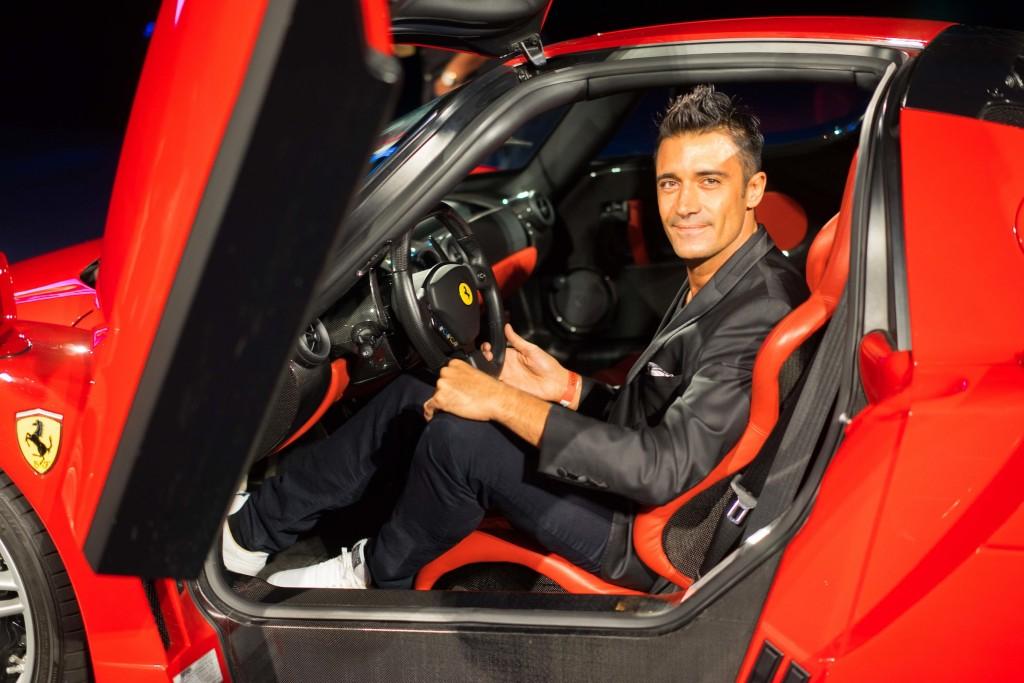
229, 488, 250, 515
221, 493, 269, 576
266, 538, 370, 589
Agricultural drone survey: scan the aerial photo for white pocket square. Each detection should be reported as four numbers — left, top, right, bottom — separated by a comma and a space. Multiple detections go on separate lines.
647, 362, 675, 378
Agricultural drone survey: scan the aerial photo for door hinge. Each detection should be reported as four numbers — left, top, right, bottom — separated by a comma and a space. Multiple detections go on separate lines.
509, 34, 546, 81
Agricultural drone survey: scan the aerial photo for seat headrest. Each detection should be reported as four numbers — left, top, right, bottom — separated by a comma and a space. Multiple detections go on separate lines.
802, 152, 857, 295
814, 153, 857, 306
805, 215, 837, 291
755, 191, 808, 251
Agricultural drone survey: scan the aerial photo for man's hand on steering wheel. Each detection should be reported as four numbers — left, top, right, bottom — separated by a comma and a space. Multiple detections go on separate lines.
423, 359, 503, 422
425, 323, 575, 427
390, 203, 506, 376
481, 323, 571, 404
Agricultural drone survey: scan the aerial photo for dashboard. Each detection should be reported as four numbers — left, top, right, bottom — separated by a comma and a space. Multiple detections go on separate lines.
409, 191, 556, 270
259, 189, 557, 456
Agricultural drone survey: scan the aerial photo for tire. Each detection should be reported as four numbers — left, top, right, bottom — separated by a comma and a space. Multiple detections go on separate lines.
0, 471, 88, 682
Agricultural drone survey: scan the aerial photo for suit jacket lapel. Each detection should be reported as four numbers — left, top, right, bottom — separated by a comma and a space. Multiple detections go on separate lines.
653, 279, 690, 336
624, 229, 774, 384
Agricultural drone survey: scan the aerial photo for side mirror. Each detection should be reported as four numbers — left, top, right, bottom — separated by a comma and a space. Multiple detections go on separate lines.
0, 252, 30, 357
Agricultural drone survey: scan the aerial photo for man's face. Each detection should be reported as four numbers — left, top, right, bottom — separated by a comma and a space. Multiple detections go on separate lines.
655, 130, 765, 272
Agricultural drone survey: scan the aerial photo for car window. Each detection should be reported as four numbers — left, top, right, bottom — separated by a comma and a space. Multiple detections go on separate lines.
477, 104, 570, 172
370, 98, 567, 178
597, 88, 672, 159
732, 81, 872, 145
596, 82, 872, 159
368, 99, 441, 174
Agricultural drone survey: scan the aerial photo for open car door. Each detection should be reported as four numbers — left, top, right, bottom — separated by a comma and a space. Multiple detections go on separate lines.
74, 0, 555, 580
72, 0, 400, 578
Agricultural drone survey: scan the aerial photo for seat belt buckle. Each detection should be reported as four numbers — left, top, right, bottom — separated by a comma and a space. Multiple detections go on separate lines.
725, 475, 758, 526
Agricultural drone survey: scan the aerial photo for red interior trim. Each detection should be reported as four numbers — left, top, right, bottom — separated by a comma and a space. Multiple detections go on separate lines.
414, 530, 647, 595
274, 359, 350, 453
592, 352, 641, 386
805, 216, 836, 291
491, 246, 538, 296
756, 191, 809, 251
626, 200, 650, 265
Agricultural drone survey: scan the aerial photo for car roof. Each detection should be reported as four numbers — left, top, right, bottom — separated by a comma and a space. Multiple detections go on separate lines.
539, 16, 954, 60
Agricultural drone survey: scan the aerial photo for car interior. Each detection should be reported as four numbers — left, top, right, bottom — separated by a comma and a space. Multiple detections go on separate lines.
203, 40, 898, 622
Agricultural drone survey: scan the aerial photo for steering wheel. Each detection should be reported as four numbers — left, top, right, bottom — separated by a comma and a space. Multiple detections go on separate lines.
390, 203, 506, 376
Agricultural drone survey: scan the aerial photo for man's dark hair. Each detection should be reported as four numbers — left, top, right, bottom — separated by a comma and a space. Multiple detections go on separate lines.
657, 84, 764, 181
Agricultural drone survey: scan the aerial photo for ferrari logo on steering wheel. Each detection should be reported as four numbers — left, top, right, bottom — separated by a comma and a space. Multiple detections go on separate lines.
458, 282, 473, 306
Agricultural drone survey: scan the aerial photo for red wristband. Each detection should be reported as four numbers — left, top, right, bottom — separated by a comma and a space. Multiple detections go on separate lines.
558, 371, 580, 408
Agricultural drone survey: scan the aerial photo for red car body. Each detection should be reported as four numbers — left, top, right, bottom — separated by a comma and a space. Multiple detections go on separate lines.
1, 1, 1022, 680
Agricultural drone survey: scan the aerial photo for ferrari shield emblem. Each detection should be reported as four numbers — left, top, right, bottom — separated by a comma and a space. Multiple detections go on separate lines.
16, 409, 63, 474
458, 282, 473, 306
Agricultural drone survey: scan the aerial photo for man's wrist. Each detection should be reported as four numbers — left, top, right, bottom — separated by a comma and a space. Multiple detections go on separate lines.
491, 380, 522, 421
491, 383, 552, 447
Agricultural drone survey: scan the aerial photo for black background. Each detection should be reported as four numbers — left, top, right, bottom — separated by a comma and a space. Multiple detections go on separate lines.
1, 1, 1020, 262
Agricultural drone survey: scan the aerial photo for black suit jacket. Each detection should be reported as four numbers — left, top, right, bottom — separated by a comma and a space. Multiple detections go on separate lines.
539, 229, 807, 507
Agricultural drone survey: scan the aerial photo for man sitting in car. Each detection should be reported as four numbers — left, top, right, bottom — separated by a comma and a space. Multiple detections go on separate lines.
222, 84, 807, 591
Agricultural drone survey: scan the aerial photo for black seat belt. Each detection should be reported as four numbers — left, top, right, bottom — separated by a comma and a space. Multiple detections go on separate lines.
699, 294, 849, 575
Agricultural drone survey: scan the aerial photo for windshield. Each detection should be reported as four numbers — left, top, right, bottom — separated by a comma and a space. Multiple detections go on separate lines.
369, 96, 568, 178
368, 99, 441, 174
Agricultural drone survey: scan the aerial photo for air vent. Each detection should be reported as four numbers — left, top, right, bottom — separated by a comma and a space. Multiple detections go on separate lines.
295, 319, 331, 367
303, 325, 323, 355
530, 194, 555, 227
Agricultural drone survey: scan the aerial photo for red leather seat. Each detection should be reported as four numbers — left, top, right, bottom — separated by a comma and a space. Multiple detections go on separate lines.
756, 191, 809, 251
415, 157, 857, 594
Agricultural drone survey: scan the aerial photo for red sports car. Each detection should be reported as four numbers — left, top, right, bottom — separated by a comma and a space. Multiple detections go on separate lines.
1, 1, 1022, 680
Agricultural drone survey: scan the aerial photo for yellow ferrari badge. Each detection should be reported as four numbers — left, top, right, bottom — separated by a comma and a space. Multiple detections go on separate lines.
458, 282, 473, 306
16, 409, 63, 474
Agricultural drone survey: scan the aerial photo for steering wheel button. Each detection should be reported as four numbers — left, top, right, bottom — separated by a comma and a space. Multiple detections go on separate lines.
390, 204, 506, 376
423, 263, 481, 348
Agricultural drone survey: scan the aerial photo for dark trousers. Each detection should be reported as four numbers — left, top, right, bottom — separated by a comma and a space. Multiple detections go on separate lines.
231, 375, 617, 588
